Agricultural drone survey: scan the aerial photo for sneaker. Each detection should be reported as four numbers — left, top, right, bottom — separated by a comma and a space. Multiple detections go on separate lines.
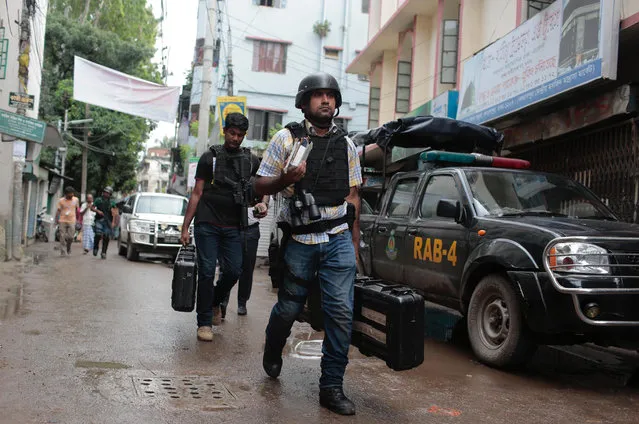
60, 250, 66, 257
212, 306, 222, 326
237, 304, 247, 316
83, 249, 89, 255
67, 245, 71, 254
197, 326, 213, 342
220, 303, 227, 321
101, 253, 107, 259
93, 248, 98, 257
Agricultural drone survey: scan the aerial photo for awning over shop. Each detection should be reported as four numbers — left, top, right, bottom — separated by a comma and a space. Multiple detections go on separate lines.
43, 124, 64, 148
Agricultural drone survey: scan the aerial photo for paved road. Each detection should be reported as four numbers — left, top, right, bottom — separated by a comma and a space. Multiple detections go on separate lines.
1, 243, 638, 423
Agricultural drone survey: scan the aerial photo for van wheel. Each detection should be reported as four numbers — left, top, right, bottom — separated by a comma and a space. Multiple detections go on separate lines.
126, 239, 139, 261
118, 236, 126, 256
467, 274, 536, 368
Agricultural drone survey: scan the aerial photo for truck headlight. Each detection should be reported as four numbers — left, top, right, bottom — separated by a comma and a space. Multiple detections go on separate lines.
549, 242, 609, 274
129, 220, 153, 234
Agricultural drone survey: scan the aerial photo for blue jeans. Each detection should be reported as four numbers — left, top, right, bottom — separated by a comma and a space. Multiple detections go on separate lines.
265, 231, 356, 388
194, 223, 243, 327
219, 223, 260, 307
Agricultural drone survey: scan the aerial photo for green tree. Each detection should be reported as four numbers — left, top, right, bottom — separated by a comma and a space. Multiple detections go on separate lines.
40, 5, 160, 195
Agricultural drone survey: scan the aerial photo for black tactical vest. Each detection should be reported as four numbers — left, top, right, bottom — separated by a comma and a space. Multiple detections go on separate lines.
203, 145, 252, 193
286, 122, 350, 206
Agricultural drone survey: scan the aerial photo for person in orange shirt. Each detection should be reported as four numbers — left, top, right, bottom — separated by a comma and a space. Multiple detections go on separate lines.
56, 186, 80, 256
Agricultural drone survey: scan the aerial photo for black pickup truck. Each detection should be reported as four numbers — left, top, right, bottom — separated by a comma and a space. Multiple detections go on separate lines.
355, 117, 639, 368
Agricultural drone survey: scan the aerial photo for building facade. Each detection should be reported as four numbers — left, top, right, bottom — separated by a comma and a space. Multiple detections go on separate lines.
348, 0, 639, 223
137, 147, 172, 193
189, 0, 371, 151
0, 0, 51, 257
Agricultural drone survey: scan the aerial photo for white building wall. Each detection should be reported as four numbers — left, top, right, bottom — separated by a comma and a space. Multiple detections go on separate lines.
0, 0, 49, 251
218, 0, 371, 137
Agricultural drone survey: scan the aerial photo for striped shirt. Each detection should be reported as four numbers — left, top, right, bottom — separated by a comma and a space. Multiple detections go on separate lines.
257, 120, 362, 245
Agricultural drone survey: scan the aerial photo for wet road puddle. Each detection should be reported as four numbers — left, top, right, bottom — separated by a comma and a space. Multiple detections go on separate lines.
0, 284, 23, 320
132, 376, 239, 409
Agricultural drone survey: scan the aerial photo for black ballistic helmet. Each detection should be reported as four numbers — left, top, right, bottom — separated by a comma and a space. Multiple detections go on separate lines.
295, 72, 342, 109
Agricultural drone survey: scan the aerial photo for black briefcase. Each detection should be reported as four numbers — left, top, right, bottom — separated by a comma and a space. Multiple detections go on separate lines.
171, 245, 197, 312
352, 277, 425, 371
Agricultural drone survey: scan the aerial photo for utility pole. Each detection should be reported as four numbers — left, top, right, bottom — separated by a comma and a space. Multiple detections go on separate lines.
197, 0, 215, 157
81, 104, 90, 202
227, 18, 233, 96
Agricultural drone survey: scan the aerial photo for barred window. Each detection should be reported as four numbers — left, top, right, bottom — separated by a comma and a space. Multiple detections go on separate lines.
440, 20, 458, 84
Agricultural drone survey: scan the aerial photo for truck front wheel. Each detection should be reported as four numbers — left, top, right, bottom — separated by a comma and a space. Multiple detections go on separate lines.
467, 274, 536, 368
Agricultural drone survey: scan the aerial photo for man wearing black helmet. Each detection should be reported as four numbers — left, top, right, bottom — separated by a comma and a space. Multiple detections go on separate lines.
180, 112, 265, 343
254, 73, 362, 415
91, 186, 118, 259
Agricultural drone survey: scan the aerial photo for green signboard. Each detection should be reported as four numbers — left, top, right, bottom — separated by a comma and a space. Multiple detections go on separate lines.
0, 109, 46, 143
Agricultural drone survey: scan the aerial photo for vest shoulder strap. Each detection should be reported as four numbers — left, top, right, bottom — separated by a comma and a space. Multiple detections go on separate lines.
285, 121, 307, 140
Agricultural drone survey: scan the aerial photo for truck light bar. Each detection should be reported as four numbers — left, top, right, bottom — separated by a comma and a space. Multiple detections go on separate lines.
420, 151, 531, 169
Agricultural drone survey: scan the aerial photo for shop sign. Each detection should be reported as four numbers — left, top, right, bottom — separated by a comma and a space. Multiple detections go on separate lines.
458, 0, 620, 124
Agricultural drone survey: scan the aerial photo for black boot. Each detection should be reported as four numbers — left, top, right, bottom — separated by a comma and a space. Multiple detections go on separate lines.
262, 337, 283, 378
101, 237, 109, 259
262, 315, 290, 378
93, 235, 100, 256
319, 387, 356, 416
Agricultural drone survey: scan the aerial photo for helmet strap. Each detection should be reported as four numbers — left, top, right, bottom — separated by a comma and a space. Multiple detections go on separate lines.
334, 107, 340, 118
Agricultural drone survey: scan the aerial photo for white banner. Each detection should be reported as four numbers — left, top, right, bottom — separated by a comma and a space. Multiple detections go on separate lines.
73, 56, 180, 123
457, 0, 619, 124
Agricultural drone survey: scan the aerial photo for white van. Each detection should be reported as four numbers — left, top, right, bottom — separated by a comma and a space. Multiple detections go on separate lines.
117, 192, 189, 261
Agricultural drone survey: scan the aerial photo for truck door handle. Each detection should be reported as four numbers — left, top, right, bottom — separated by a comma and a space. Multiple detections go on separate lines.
377, 226, 387, 233
407, 228, 417, 236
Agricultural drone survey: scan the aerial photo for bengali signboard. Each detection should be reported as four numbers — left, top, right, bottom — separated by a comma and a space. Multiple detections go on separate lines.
0, 109, 46, 143
9, 92, 35, 110
457, 0, 619, 125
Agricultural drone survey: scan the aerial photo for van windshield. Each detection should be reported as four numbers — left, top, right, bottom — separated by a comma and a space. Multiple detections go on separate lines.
135, 196, 187, 216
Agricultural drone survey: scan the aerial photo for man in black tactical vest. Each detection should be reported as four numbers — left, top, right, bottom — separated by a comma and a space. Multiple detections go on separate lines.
180, 113, 264, 343
254, 73, 362, 416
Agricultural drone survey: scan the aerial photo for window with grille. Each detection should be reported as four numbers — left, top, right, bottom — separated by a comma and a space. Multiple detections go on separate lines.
440, 20, 458, 84
334, 118, 349, 132
527, 0, 556, 20
252, 40, 288, 74
248, 109, 283, 141
368, 87, 380, 128
253, 0, 286, 8
396, 61, 412, 114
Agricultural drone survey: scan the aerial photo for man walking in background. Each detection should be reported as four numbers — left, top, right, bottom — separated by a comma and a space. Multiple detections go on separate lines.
56, 186, 80, 257
219, 196, 270, 317
92, 186, 117, 259
80, 194, 96, 254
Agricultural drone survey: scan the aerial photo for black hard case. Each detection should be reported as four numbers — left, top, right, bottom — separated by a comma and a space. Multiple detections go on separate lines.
352, 277, 424, 371
171, 245, 197, 312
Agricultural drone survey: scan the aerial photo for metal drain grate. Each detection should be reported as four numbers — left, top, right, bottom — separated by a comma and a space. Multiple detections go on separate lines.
132, 376, 238, 408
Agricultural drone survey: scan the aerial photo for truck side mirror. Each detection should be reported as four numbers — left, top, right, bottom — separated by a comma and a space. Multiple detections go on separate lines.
121, 205, 133, 214
437, 199, 462, 222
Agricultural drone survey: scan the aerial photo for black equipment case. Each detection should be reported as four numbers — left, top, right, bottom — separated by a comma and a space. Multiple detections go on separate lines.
352, 277, 424, 371
172, 245, 197, 312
